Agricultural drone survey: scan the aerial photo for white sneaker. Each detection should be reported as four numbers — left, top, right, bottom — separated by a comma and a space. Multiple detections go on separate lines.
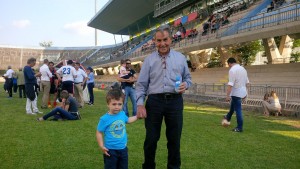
36, 117, 44, 121
27, 112, 37, 115
34, 111, 43, 114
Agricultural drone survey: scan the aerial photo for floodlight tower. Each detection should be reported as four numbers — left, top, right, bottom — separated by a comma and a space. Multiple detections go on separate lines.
94, 0, 98, 46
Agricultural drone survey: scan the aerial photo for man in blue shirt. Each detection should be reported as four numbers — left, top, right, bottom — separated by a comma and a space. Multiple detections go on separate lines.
24, 58, 42, 115
136, 25, 192, 169
86, 67, 95, 105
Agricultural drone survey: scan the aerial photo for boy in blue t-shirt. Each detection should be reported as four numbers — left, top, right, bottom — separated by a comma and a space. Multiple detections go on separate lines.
96, 87, 137, 169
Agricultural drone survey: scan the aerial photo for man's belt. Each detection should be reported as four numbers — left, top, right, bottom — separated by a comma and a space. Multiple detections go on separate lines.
150, 93, 181, 99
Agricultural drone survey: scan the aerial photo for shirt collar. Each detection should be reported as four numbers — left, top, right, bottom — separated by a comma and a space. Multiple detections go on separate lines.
157, 49, 171, 58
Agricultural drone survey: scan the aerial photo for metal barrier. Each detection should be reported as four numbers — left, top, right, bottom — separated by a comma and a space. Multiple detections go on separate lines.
186, 83, 300, 103
95, 81, 300, 117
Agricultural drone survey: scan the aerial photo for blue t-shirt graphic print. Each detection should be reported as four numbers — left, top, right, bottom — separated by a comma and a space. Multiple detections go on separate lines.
97, 111, 128, 150
110, 120, 125, 138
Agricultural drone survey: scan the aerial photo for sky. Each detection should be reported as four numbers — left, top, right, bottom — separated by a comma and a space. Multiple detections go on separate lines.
0, 0, 129, 47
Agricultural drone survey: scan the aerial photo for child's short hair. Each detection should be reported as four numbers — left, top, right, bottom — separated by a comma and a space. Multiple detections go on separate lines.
61, 90, 69, 99
120, 59, 126, 65
106, 88, 125, 104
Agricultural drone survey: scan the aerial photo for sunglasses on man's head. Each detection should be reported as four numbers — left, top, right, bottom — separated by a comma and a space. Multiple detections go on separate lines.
126, 62, 131, 64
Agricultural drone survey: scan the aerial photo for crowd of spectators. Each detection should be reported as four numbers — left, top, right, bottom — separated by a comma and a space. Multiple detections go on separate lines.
172, 23, 199, 43
267, 0, 286, 12
201, 0, 251, 36
141, 40, 155, 52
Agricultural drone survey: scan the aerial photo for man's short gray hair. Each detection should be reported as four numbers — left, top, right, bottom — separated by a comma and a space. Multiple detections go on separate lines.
155, 25, 172, 38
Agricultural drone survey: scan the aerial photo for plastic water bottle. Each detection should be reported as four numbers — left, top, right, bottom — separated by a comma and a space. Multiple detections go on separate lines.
175, 75, 181, 93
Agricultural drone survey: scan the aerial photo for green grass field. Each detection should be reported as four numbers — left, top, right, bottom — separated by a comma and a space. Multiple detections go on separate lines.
0, 88, 299, 169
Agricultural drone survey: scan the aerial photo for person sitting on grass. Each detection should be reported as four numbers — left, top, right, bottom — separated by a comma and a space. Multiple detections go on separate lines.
37, 90, 80, 121
96, 86, 137, 169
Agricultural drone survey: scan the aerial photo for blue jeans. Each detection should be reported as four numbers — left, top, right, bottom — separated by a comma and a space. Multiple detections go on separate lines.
225, 96, 243, 130
103, 147, 128, 169
123, 86, 137, 116
143, 94, 183, 169
43, 107, 77, 120
87, 83, 94, 104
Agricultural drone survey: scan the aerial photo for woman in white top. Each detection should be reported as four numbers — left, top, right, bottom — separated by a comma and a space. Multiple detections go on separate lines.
262, 91, 281, 116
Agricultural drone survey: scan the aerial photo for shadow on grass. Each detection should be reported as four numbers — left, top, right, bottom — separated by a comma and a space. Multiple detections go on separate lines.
184, 103, 300, 140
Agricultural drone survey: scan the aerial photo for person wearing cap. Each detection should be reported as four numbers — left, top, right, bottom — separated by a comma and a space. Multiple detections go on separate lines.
136, 25, 192, 169
86, 67, 95, 105
74, 62, 87, 108
56, 60, 77, 96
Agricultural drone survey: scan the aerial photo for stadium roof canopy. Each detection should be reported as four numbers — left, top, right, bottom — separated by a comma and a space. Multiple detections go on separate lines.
88, 0, 159, 36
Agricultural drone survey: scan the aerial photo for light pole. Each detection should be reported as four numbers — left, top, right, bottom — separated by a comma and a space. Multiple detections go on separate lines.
95, 0, 98, 46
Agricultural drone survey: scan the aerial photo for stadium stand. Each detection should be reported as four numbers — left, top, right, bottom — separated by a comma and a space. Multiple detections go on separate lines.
84, 0, 300, 116
85, 1, 300, 68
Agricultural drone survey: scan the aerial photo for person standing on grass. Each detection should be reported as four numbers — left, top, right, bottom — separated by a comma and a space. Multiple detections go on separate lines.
116, 59, 138, 117
56, 60, 77, 96
73, 62, 87, 108
3, 65, 15, 98
86, 67, 95, 105
39, 59, 53, 109
96, 87, 137, 169
48, 61, 59, 108
24, 58, 43, 115
223, 57, 249, 132
16, 67, 26, 98
37, 90, 80, 121
136, 25, 192, 169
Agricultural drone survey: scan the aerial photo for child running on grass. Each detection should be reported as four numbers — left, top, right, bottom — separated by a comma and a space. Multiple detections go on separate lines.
96, 86, 137, 169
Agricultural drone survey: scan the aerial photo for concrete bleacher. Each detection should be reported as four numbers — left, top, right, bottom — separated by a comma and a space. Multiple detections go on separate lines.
191, 62, 300, 86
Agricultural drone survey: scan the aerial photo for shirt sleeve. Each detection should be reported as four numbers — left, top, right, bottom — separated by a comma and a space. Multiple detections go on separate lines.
72, 67, 77, 76
97, 118, 106, 132
46, 67, 53, 78
82, 70, 87, 77
136, 57, 150, 105
228, 69, 235, 86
